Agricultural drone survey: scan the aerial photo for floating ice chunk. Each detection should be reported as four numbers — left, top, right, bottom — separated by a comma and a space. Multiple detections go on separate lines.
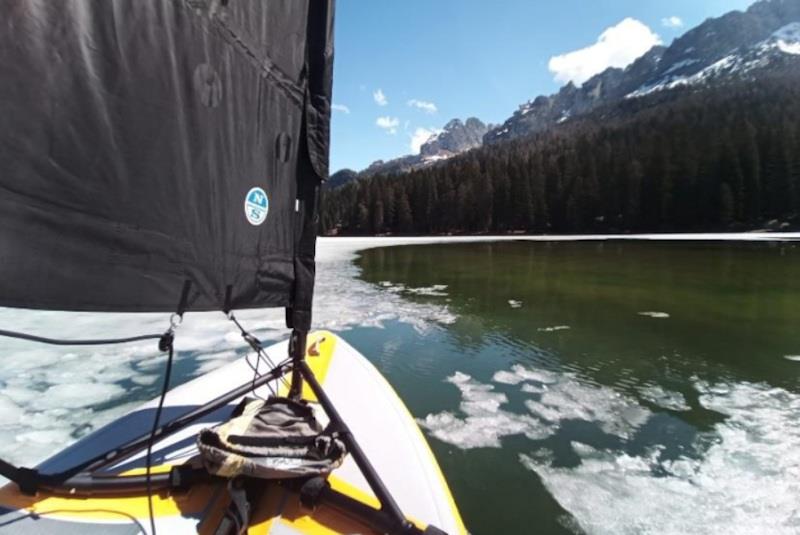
130, 375, 159, 386
784, 355, 800, 362
423, 367, 650, 450
508, 300, 523, 308
538, 325, 570, 332
525, 378, 650, 439
419, 411, 546, 449
492, 364, 558, 385
32, 383, 126, 410
418, 372, 556, 449
638, 311, 670, 318
521, 380, 800, 535
637, 385, 691, 411
0, 397, 24, 426
0, 387, 38, 405
374, 281, 448, 296
521, 383, 547, 394
16, 428, 72, 446
492, 370, 523, 385
405, 285, 449, 297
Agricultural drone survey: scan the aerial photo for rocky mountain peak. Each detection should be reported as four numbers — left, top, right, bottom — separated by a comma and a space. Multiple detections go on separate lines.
484, 0, 800, 145
421, 117, 487, 158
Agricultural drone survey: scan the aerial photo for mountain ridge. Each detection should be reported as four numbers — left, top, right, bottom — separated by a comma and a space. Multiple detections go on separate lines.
328, 0, 800, 191
484, 0, 800, 144
328, 117, 488, 188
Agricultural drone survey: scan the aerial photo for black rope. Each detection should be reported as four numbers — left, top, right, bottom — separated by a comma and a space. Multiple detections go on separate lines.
146, 331, 175, 535
0, 328, 163, 346
227, 313, 290, 394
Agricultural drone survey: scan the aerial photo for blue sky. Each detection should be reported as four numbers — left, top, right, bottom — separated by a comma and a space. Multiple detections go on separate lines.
330, 0, 757, 173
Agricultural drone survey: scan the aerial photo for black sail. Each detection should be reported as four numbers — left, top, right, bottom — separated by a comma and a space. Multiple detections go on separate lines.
0, 0, 334, 328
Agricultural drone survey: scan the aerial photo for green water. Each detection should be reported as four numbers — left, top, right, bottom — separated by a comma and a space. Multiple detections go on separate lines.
344, 241, 800, 534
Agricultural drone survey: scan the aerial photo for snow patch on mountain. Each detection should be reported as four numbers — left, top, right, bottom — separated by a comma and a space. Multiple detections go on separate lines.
628, 22, 800, 99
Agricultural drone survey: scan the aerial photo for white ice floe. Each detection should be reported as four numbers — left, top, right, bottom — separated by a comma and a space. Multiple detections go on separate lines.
508, 300, 523, 309
422, 365, 651, 449
521, 379, 800, 535
524, 377, 650, 439
538, 325, 571, 332
418, 372, 554, 449
32, 383, 126, 411
492, 364, 559, 385
379, 282, 449, 297
638, 311, 670, 318
637, 384, 691, 411
784, 355, 800, 362
521, 383, 547, 394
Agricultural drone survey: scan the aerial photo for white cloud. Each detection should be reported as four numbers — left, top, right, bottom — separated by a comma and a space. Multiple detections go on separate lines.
373, 88, 388, 106
409, 127, 442, 154
407, 99, 438, 114
662, 16, 684, 29
548, 18, 662, 85
331, 103, 350, 114
376, 116, 400, 135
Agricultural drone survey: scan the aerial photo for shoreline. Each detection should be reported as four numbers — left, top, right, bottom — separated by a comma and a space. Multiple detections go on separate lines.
316, 232, 800, 262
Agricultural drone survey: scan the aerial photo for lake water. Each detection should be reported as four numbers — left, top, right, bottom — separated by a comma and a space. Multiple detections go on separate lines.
345, 240, 800, 534
1, 237, 799, 533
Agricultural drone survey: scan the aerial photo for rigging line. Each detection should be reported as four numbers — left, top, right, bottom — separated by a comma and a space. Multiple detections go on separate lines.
258, 345, 291, 392
0, 328, 163, 346
243, 351, 272, 400
146, 331, 176, 535
226, 313, 291, 392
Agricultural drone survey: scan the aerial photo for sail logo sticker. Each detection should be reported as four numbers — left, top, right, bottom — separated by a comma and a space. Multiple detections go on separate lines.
244, 187, 269, 226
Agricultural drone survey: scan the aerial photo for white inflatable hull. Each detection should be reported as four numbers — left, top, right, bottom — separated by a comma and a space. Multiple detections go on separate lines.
0, 331, 466, 534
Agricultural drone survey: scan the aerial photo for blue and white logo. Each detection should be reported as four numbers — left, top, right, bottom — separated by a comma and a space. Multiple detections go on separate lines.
244, 187, 269, 226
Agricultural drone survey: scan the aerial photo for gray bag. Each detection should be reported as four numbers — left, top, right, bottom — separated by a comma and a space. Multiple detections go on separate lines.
197, 396, 347, 479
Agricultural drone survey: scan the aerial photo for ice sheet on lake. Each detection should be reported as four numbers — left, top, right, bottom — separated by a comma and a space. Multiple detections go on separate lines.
521, 380, 800, 535
637, 384, 691, 411
784, 355, 800, 362
508, 300, 523, 308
